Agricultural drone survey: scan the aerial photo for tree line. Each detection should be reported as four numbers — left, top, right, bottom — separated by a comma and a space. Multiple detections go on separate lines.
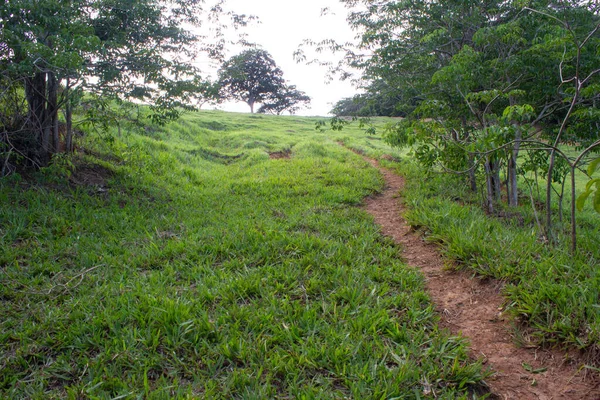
0, 1, 309, 173
324, 0, 599, 251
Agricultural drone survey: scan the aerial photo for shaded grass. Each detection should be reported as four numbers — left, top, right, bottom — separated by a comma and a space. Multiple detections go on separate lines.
0, 111, 488, 398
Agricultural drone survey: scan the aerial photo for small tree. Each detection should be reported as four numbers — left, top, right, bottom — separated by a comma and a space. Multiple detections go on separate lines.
218, 49, 309, 114
258, 85, 310, 115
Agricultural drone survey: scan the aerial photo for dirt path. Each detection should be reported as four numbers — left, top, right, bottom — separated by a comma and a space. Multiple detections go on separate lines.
361, 156, 600, 399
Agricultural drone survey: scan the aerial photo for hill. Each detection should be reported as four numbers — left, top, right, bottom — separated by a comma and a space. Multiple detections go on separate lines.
0, 111, 488, 398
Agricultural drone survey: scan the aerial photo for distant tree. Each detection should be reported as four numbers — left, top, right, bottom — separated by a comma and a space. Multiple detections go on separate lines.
218, 49, 309, 114
331, 96, 371, 117
331, 87, 409, 117
258, 85, 310, 115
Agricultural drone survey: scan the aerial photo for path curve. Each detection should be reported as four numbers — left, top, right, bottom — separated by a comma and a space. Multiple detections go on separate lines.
361, 155, 600, 399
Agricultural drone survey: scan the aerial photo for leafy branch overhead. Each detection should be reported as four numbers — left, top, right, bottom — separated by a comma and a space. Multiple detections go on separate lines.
218, 49, 310, 114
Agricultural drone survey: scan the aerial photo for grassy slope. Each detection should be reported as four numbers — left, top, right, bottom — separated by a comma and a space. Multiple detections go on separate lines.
0, 111, 487, 399
390, 157, 600, 357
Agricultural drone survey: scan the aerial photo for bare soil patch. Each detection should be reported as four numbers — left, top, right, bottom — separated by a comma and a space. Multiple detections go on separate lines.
269, 150, 291, 159
70, 164, 113, 188
361, 155, 600, 399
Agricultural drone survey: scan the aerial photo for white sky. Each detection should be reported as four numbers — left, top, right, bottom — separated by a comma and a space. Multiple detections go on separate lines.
207, 0, 360, 116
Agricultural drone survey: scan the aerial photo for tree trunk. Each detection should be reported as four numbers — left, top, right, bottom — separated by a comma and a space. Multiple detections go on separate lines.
507, 125, 522, 206
545, 149, 556, 242
463, 121, 477, 193
65, 100, 73, 152
570, 167, 577, 253
491, 160, 501, 201
64, 79, 74, 153
42, 119, 51, 164
508, 157, 518, 206
25, 72, 49, 166
468, 153, 477, 192
484, 157, 495, 214
505, 162, 511, 205
557, 177, 567, 224
48, 72, 59, 153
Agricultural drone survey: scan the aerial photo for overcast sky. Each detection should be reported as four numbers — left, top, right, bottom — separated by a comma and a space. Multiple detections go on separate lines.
208, 0, 360, 116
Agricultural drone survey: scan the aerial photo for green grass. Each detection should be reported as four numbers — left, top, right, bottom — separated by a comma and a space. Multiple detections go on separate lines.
391, 159, 600, 357
0, 111, 488, 398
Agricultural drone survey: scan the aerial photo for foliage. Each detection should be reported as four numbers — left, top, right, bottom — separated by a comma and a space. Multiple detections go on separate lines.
578, 156, 600, 213
257, 85, 310, 115
218, 49, 310, 114
331, 96, 371, 116
328, 0, 600, 251
0, 0, 243, 168
331, 80, 410, 117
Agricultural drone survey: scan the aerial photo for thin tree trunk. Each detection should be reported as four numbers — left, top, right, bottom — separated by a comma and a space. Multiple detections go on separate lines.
468, 153, 477, 192
463, 121, 477, 193
506, 162, 511, 206
508, 125, 521, 207
492, 160, 501, 202
558, 177, 567, 224
545, 78, 580, 242
64, 80, 74, 153
545, 149, 556, 241
41, 73, 51, 164
570, 167, 576, 253
484, 157, 495, 214
525, 178, 544, 236
25, 72, 49, 166
66, 100, 73, 152
42, 121, 51, 164
48, 72, 59, 153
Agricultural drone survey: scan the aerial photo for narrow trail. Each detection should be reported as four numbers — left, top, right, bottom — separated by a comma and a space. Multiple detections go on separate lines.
360, 155, 600, 399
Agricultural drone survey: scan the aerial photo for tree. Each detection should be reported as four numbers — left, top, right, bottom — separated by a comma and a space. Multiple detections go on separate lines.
0, 0, 244, 170
331, 96, 370, 117
315, 0, 599, 251
218, 49, 310, 114
1, 0, 99, 166
257, 85, 310, 115
331, 80, 409, 117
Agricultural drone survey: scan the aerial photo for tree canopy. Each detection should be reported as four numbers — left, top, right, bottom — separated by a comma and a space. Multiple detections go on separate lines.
0, 0, 245, 170
218, 49, 310, 114
258, 85, 311, 115
320, 0, 599, 250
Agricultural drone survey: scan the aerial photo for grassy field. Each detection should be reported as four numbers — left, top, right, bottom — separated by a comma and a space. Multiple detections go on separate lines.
0, 111, 488, 398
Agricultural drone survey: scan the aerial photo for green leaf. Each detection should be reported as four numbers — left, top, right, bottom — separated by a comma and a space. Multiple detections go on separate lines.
522, 362, 547, 374
594, 187, 600, 214
587, 157, 600, 176
585, 178, 600, 191
576, 190, 593, 212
